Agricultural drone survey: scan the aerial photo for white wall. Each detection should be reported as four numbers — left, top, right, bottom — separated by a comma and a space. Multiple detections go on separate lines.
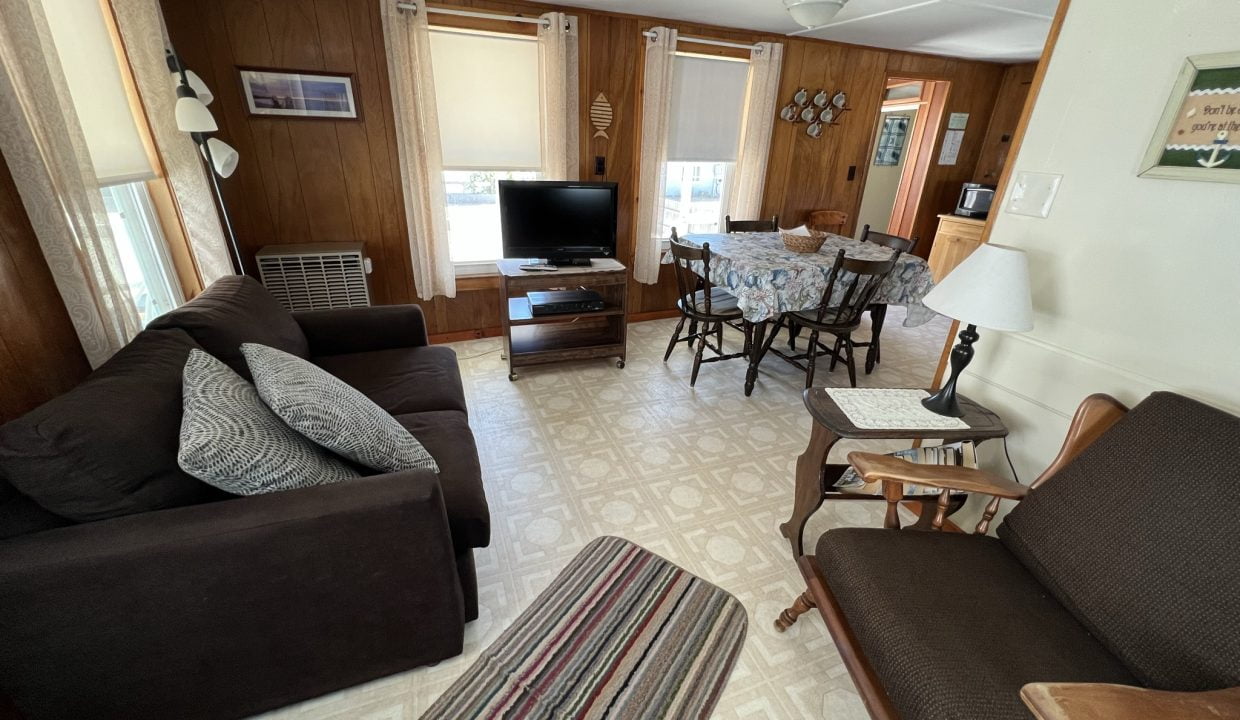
956, 0, 1240, 526
856, 107, 919, 234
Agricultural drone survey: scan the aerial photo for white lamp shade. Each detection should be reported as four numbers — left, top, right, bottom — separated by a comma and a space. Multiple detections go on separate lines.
201, 138, 238, 178
785, 0, 846, 28
175, 96, 217, 133
171, 69, 214, 106
922, 243, 1034, 332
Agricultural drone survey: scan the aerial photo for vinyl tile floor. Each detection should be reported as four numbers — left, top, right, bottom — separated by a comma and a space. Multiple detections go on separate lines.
256, 308, 951, 719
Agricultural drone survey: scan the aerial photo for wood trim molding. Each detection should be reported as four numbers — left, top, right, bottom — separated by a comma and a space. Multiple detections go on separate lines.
429, 326, 503, 344
627, 308, 680, 323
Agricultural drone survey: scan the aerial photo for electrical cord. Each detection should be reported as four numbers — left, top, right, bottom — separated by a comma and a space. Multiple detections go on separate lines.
1002, 436, 1020, 484
455, 347, 501, 361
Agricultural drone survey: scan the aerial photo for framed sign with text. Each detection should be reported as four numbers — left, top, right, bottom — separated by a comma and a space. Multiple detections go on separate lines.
1140, 51, 1240, 183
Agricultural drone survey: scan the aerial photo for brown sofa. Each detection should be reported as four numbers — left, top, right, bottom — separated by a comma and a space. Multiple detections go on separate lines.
0, 276, 489, 720
778, 391, 1240, 719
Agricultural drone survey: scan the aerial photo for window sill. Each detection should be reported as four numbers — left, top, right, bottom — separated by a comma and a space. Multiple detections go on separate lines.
453, 261, 499, 277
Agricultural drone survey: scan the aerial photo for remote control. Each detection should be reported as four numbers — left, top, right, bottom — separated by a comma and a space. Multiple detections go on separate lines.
518, 263, 559, 272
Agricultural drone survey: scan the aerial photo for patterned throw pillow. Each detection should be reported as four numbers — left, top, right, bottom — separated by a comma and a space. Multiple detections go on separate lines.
178, 349, 359, 494
241, 343, 439, 474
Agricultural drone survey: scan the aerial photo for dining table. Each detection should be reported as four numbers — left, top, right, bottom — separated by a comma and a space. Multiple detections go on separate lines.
665, 231, 938, 395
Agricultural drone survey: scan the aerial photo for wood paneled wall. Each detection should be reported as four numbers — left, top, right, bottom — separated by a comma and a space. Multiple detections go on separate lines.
973, 62, 1037, 185
159, 0, 1013, 334
0, 154, 91, 423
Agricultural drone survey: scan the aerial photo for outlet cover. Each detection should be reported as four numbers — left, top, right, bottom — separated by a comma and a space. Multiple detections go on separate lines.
1007, 171, 1062, 218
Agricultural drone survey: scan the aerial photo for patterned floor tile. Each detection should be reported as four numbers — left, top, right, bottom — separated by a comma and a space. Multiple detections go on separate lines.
255, 309, 951, 719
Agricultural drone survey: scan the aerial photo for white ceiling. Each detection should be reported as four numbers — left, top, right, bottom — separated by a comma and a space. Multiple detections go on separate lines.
544, 0, 1056, 62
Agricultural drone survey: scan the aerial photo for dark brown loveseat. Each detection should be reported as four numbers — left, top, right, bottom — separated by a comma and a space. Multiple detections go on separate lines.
0, 276, 489, 720
777, 392, 1240, 719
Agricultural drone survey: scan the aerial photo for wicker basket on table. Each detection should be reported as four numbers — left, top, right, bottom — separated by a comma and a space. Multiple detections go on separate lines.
781, 230, 828, 253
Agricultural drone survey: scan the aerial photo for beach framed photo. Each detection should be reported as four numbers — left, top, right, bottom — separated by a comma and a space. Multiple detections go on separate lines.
1140, 51, 1240, 183
239, 68, 358, 119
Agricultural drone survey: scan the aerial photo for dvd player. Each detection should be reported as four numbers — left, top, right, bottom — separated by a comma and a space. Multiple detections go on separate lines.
527, 290, 606, 316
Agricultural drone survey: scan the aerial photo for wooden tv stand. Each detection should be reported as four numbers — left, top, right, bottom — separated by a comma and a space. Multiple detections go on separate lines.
497, 259, 627, 381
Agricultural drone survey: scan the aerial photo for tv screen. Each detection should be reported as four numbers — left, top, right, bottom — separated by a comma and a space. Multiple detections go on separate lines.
499, 181, 618, 263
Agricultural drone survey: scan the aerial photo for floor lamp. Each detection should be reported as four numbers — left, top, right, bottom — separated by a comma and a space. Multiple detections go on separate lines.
167, 51, 245, 275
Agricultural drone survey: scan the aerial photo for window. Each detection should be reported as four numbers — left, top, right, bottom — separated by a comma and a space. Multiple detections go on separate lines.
101, 183, 182, 324
42, 0, 183, 323
874, 114, 911, 166
429, 28, 542, 264
659, 53, 750, 238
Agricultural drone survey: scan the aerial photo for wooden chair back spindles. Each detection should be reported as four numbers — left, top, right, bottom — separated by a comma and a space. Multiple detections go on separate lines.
809, 210, 849, 235
859, 224, 919, 255
811, 250, 900, 329
724, 215, 779, 233
664, 228, 749, 386
669, 229, 714, 315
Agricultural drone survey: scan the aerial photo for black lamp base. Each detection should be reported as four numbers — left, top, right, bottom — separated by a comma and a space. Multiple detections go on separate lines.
922, 323, 979, 418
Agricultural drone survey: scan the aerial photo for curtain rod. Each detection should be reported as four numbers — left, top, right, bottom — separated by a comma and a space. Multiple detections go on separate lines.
395, 3, 555, 28
641, 29, 760, 52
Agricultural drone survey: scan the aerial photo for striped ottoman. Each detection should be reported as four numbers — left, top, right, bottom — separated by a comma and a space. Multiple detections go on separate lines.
423, 536, 748, 719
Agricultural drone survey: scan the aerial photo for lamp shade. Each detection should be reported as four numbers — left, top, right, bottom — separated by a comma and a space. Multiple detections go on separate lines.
201, 138, 238, 178
175, 95, 218, 132
171, 69, 214, 106
784, 0, 846, 28
922, 243, 1034, 332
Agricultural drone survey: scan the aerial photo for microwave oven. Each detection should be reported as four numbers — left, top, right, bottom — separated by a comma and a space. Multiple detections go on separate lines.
954, 182, 996, 219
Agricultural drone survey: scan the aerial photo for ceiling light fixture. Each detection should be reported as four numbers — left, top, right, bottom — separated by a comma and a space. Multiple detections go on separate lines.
784, 0, 847, 29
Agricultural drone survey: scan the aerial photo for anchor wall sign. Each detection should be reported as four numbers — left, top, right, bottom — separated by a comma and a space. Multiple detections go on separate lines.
1140, 50, 1240, 184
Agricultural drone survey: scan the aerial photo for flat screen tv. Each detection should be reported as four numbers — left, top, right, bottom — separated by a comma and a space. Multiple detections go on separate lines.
499, 180, 618, 265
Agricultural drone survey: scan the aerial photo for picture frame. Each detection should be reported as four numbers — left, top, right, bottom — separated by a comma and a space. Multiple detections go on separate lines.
239, 67, 359, 120
1139, 51, 1240, 183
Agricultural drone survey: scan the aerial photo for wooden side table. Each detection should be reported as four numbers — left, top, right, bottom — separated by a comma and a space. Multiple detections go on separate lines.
781, 388, 1008, 557
497, 259, 628, 381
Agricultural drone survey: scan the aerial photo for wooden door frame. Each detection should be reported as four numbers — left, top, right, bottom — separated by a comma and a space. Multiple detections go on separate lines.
927, 0, 1072, 394
885, 77, 950, 238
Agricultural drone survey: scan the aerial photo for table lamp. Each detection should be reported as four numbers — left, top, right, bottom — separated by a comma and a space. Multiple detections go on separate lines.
921, 243, 1033, 417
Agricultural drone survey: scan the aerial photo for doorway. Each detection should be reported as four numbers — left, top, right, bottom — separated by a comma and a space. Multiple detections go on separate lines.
856, 77, 950, 239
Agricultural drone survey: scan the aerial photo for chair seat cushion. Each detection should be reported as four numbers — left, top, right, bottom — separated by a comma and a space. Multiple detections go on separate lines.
678, 288, 742, 318
312, 346, 466, 416
393, 411, 489, 549
816, 528, 1136, 720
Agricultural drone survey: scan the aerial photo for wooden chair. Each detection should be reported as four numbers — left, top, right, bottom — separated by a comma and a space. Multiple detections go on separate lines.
774, 392, 1240, 720
808, 210, 849, 235
854, 224, 918, 374
664, 230, 751, 387
762, 249, 898, 388
723, 215, 778, 233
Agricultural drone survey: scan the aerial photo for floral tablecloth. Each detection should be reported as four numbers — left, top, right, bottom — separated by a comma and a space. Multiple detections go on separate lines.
662, 232, 937, 326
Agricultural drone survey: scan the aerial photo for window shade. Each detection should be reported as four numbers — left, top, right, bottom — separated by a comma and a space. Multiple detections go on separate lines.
429, 29, 541, 170
41, 0, 156, 186
667, 54, 750, 163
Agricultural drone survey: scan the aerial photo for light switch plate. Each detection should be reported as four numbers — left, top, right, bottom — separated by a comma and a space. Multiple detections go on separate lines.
1007, 171, 1062, 218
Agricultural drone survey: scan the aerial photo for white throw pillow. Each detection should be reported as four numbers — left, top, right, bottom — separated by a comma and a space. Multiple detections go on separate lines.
779, 224, 813, 236
178, 349, 358, 494
242, 343, 439, 474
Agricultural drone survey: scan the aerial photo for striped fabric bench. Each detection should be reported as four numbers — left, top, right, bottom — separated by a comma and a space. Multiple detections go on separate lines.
424, 536, 748, 719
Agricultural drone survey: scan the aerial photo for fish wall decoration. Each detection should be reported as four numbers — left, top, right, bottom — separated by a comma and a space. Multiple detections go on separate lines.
590, 93, 612, 139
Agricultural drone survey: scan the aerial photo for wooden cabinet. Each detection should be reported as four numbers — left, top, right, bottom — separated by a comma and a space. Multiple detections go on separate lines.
928, 214, 986, 282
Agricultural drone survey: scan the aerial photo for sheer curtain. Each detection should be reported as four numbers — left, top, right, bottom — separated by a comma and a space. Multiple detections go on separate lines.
726, 42, 783, 221
538, 12, 579, 180
633, 26, 677, 284
380, 0, 454, 300
108, 0, 233, 284
0, 0, 142, 367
